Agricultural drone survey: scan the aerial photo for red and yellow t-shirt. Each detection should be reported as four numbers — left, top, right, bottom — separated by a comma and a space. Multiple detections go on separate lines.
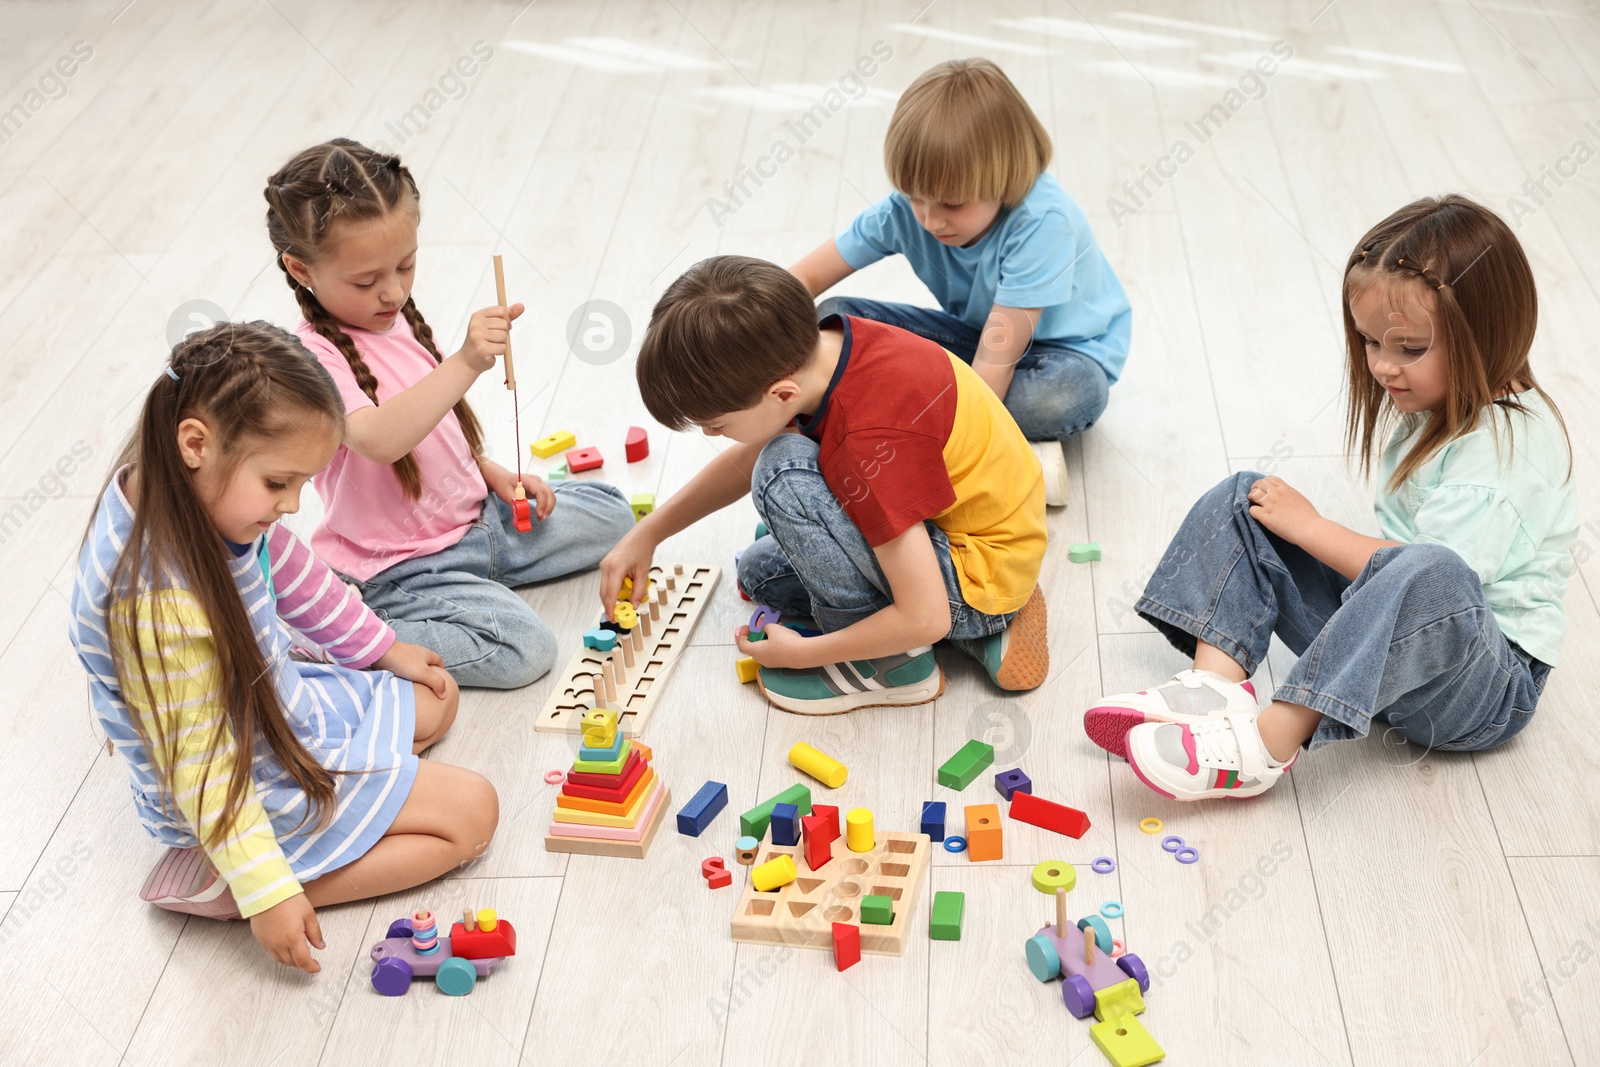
795, 315, 1046, 615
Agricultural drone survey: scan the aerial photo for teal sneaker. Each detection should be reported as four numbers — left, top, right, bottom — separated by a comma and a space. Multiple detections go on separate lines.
951, 585, 1049, 691
758, 647, 945, 716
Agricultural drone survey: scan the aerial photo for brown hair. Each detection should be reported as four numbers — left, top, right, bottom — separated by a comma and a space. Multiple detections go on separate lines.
637, 256, 820, 430
264, 138, 483, 499
1343, 194, 1568, 491
885, 58, 1051, 208
94, 322, 346, 850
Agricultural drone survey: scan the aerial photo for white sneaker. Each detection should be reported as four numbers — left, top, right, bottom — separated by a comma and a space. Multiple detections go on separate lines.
1030, 440, 1069, 507
1083, 669, 1258, 758
1126, 714, 1294, 801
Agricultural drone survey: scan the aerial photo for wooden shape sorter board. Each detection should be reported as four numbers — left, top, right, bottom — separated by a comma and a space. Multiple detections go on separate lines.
731, 829, 931, 956
536, 565, 720, 736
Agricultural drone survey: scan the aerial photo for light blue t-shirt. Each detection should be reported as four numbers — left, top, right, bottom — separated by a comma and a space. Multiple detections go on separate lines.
1374, 390, 1577, 666
834, 172, 1133, 382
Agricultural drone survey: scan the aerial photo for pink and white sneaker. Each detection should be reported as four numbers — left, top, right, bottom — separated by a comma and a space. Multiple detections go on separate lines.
1083, 669, 1259, 758
1125, 714, 1294, 801
140, 847, 241, 920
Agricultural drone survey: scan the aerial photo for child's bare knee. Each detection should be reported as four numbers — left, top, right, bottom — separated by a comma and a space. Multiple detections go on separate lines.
458, 773, 499, 859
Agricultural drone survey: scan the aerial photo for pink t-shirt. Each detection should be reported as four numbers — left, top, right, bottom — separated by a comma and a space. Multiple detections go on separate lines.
296, 316, 487, 582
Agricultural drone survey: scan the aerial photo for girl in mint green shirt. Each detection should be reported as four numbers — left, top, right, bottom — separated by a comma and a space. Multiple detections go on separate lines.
1079, 195, 1575, 802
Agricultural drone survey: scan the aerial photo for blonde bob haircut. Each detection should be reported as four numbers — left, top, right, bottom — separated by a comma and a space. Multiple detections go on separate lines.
884, 58, 1051, 208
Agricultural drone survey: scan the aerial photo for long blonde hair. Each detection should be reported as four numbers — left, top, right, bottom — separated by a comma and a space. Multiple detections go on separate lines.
1342, 194, 1569, 490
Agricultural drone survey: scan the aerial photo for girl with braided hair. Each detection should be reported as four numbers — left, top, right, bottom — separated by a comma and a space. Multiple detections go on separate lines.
70, 322, 498, 973
1080, 195, 1576, 800
265, 139, 634, 689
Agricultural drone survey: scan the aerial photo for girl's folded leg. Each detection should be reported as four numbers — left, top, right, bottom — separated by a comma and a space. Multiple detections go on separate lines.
491, 481, 637, 586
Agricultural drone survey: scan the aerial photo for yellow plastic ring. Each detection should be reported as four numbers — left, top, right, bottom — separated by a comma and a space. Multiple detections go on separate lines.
1139, 817, 1163, 834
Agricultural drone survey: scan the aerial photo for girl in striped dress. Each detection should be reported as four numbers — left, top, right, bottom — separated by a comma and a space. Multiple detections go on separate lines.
69, 322, 498, 974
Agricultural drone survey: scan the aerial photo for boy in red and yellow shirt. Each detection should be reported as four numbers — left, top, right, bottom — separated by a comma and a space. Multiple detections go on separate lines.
601, 255, 1048, 714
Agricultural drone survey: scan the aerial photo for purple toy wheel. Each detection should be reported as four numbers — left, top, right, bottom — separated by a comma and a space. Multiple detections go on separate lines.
385, 918, 413, 940
371, 955, 413, 996
1117, 952, 1150, 993
1062, 973, 1097, 1018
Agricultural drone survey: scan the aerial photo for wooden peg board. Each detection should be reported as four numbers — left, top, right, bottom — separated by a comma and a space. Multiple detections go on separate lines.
731, 829, 931, 956
535, 564, 721, 736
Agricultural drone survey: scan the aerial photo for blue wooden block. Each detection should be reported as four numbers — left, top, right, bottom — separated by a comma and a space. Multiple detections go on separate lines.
583, 627, 617, 651
920, 800, 946, 842
994, 768, 1033, 801
578, 730, 626, 763
770, 802, 802, 846
676, 780, 729, 837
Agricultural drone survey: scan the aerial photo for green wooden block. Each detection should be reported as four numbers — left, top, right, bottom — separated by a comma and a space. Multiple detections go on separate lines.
548, 464, 568, 481
929, 890, 964, 941
861, 894, 893, 925
739, 783, 813, 838
1069, 541, 1101, 563
572, 738, 632, 775
937, 739, 994, 790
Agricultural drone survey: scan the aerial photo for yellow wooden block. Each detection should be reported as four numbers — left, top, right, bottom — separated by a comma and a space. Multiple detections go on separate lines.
550, 780, 655, 827
476, 908, 497, 933
620, 576, 653, 599
531, 430, 576, 458
581, 708, 618, 746
1093, 978, 1146, 1022
751, 854, 797, 892
736, 656, 759, 684
613, 601, 638, 628
1089, 1013, 1165, 1067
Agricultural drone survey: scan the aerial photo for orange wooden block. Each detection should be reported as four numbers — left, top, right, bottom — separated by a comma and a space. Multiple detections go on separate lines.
964, 803, 1003, 862
633, 742, 653, 762
556, 768, 656, 815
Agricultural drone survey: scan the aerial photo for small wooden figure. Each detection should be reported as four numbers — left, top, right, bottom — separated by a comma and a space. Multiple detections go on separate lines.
511, 484, 532, 532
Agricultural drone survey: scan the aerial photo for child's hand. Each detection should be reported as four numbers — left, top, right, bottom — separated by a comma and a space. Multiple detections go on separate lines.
479, 460, 555, 521
250, 893, 324, 974
737, 622, 805, 669
599, 526, 656, 618
456, 303, 526, 375
374, 640, 451, 699
1247, 476, 1322, 543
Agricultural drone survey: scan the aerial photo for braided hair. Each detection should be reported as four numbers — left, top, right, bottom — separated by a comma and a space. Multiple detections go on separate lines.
264, 138, 485, 499
1340, 194, 1568, 491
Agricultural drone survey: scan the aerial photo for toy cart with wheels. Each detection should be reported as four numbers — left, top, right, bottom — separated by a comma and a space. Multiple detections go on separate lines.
370, 907, 517, 997
1023, 889, 1149, 1018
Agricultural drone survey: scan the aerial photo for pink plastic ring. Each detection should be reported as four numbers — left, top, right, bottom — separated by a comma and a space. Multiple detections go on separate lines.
1110, 939, 1125, 958
544, 769, 566, 784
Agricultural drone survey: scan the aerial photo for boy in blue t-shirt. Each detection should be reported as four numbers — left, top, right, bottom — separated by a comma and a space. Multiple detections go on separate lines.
791, 57, 1131, 506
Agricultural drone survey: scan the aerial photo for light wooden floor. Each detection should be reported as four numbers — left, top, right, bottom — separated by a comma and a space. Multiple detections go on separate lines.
2, 1, 1599, 1064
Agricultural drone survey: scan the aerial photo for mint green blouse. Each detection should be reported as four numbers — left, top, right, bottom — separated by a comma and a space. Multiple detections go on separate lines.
1373, 390, 1577, 666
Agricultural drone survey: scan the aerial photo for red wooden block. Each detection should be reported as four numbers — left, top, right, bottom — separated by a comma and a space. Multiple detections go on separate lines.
566, 446, 604, 472
625, 425, 649, 463
561, 755, 646, 801
511, 496, 532, 533
1009, 790, 1091, 839
449, 919, 518, 960
701, 856, 732, 889
565, 750, 643, 790
802, 812, 837, 871
811, 804, 840, 841
832, 922, 860, 971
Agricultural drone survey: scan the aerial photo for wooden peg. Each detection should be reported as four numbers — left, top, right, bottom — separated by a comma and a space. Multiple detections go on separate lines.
493, 254, 516, 390
602, 662, 616, 702
674, 564, 683, 575
622, 634, 635, 669
1055, 887, 1066, 938
649, 598, 660, 620
666, 575, 676, 591
1084, 925, 1095, 966
632, 624, 644, 650
640, 613, 651, 638
463, 907, 475, 932
657, 587, 667, 606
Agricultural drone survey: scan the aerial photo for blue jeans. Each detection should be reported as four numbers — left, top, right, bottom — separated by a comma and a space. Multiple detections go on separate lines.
736, 433, 1011, 641
351, 482, 635, 689
1136, 472, 1551, 752
816, 295, 1111, 443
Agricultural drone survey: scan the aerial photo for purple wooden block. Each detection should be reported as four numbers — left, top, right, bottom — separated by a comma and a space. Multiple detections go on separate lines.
994, 768, 1033, 801
369, 934, 503, 993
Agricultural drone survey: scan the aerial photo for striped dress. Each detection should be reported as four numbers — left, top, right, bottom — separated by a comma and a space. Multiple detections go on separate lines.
69, 469, 417, 917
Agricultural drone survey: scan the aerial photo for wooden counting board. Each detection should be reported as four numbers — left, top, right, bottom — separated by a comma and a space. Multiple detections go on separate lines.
535, 564, 721, 736
731, 829, 931, 956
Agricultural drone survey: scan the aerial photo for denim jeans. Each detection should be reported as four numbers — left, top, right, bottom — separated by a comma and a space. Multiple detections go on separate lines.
736, 433, 1011, 642
1136, 471, 1551, 751
815, 295, 1112, 444
350, 481, 635, 689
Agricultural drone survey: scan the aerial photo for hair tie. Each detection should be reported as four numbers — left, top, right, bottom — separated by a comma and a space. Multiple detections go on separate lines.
165, 366, 181, 382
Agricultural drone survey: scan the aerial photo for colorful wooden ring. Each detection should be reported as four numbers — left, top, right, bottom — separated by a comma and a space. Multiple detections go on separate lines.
544, 770, 566, 785
1077, 914, 1113, 954
1031, 860, 1076, 894
1161, 835, 1186, 853
1175, 846, 1200, 864
1110, 939, 1126, 958
943, 836, 968, 853
1091, 856, 1116, 874
1100, 900, 1124, 919
1139, 817, 1163, 834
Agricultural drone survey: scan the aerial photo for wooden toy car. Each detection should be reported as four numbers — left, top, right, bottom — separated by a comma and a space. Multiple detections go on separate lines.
370, 908, 517, 997
1024, 894, 1148, 1018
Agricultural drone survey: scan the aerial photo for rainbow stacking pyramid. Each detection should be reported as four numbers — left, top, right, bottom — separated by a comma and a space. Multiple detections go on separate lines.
544, 708, 670, 858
